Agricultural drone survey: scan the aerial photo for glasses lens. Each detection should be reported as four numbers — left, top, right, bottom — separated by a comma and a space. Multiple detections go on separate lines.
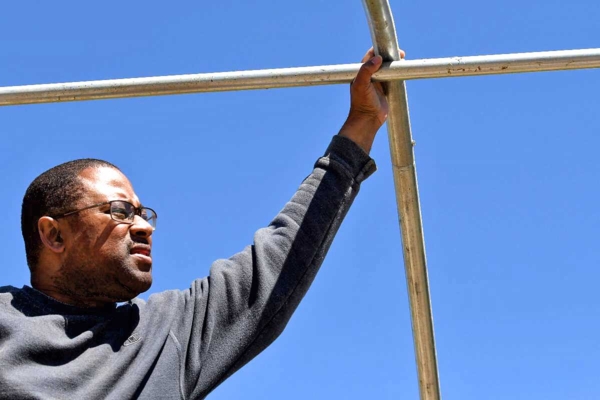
110, 201, 134, 222
142, 208, 157, 228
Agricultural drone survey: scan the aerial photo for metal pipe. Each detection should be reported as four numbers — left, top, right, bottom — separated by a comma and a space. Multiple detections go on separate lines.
362, 1, 441, 400
1, 48, 599, 106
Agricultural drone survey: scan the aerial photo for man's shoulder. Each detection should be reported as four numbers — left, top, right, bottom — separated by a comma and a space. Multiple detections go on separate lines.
133, 281, 207, 319
0, 285, 20, 293
0, 285, 27, 316
0, 285, 22, 301
137, 286, 187, 311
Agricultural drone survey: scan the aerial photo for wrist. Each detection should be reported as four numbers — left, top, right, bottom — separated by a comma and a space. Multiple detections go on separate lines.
337, 115, 383, 154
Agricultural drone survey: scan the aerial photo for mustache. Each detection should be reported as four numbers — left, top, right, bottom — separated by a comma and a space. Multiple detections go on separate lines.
129, 236, 150, 249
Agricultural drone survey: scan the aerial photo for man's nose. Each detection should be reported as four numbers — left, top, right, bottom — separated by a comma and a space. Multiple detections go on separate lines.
130, 215, 154, 238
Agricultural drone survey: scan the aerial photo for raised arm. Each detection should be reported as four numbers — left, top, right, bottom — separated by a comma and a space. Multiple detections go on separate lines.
167, 49, 402, 398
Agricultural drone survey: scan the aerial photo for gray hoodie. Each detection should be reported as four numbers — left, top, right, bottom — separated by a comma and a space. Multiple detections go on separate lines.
0, 136, 376, 400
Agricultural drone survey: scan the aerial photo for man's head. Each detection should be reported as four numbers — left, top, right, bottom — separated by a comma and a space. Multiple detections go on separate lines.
21, 160, 155, 307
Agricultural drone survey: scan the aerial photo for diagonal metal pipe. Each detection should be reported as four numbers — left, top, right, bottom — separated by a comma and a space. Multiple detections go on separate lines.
362, 1, 441, 399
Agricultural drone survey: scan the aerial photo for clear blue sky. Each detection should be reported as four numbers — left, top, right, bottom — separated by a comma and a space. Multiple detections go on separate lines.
1, 1, 599, 399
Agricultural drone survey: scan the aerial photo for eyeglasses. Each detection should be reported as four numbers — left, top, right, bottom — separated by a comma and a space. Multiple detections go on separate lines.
51, 200, 157, 229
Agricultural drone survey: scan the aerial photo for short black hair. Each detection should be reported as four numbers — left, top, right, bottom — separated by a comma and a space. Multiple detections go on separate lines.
21, 159, 121, 271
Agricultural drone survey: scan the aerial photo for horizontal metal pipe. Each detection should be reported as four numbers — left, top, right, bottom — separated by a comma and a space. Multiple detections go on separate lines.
1, 48, 599, 106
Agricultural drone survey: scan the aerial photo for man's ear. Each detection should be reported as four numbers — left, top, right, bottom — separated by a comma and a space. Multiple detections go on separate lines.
38, 216, 66, 254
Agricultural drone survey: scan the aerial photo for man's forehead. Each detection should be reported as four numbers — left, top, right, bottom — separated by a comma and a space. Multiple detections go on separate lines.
78, 166, 139, 204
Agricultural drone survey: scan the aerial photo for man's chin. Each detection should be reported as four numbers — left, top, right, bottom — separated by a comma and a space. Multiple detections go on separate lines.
130, 253, 153, 272
126, 276, 152, 297
115, 268, 153, 300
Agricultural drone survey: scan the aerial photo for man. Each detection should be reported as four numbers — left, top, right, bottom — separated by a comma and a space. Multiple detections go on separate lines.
0, 48, 403, 399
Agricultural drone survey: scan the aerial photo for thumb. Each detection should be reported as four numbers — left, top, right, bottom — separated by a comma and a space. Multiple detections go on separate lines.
353, 55, 383, 88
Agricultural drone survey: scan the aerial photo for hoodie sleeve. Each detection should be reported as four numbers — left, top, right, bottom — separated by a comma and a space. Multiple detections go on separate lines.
172, 135, 377, 399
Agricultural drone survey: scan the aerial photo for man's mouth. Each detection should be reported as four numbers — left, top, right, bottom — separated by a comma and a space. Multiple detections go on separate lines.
130, 247, 151, 256
130, 245, 152, 264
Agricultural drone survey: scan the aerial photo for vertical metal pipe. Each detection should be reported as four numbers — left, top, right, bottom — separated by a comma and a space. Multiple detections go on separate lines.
362, 1, 441, 399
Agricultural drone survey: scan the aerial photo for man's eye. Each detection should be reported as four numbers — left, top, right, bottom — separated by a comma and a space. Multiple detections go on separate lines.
112, 208, 129, 220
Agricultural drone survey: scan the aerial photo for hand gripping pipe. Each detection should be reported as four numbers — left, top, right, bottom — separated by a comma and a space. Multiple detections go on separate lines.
362, 1, 441, 400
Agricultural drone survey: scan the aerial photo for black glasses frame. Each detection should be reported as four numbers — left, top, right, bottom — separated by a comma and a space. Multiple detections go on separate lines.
51, 200, 157, 229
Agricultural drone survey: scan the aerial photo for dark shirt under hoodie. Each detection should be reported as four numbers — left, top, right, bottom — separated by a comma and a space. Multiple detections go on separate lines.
0, 136, 376, 400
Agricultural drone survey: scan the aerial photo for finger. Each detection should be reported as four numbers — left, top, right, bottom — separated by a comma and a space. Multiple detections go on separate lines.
362, 47, 405, 62
353, 55, 383, 88
361, 47, 376, 63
